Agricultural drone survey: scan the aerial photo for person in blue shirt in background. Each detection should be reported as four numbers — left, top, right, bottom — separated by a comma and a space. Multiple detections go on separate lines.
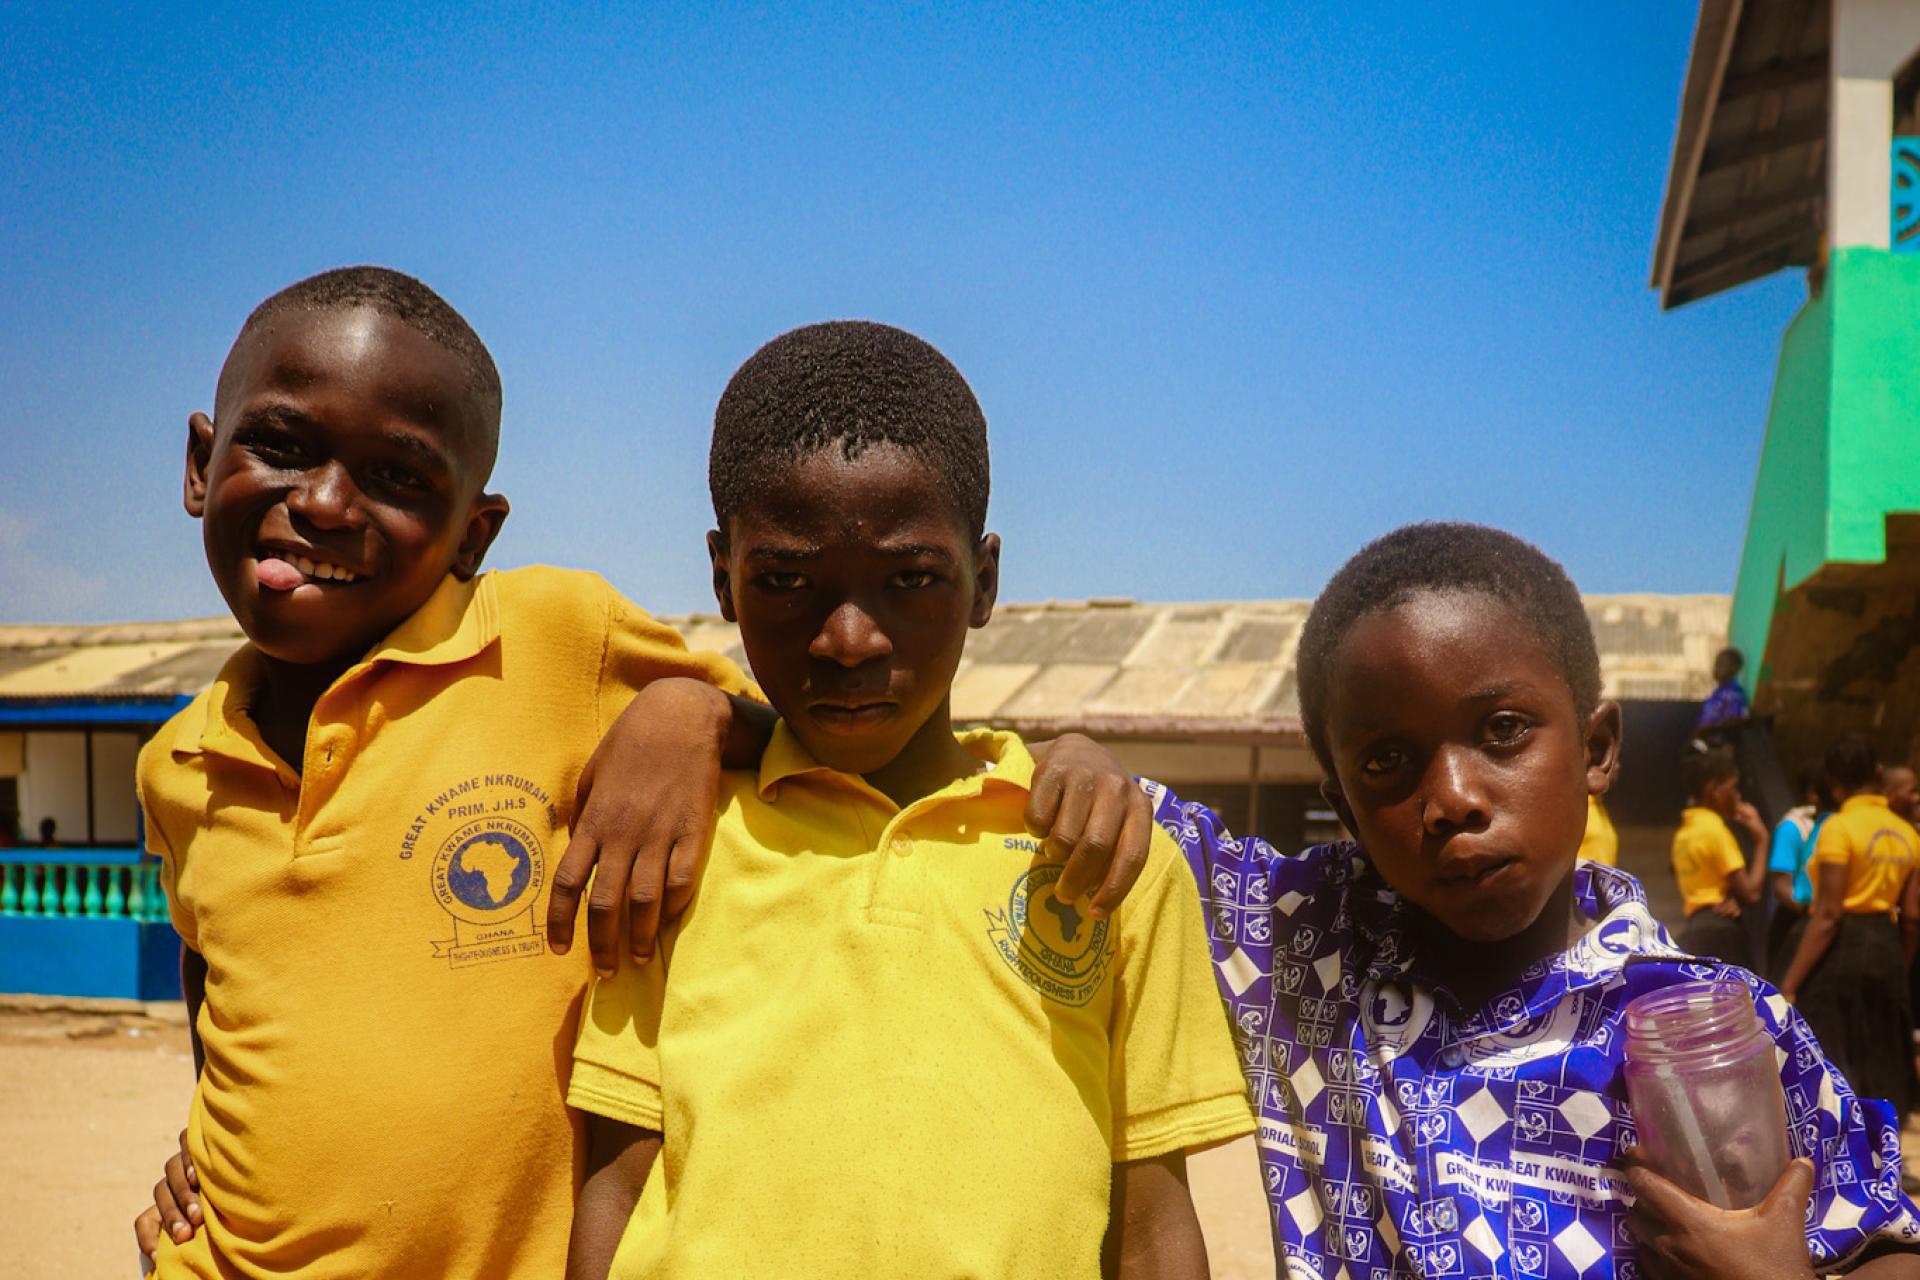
1697, 647, 1750, 736
1767, 764, 1833, 980
1147, 522, 1920, 1279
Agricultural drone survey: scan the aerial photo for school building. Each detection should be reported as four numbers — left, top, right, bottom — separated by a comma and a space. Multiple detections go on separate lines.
1655, 0, 1920, 775
0, 592, 1727, 997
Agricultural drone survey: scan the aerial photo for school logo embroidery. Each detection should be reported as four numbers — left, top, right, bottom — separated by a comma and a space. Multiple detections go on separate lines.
402, 774, 558, 968
985, 863, 1114, 1006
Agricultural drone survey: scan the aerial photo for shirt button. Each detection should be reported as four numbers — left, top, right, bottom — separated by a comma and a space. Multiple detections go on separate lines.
890, 836, 913, 857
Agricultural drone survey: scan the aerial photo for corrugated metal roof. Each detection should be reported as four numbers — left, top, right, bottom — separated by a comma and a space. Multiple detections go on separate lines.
1652, 0, 1831, 309
0, 594, 1731, 739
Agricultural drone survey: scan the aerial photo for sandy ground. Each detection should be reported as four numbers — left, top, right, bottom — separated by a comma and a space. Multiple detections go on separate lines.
3, 1000, 1276, 1279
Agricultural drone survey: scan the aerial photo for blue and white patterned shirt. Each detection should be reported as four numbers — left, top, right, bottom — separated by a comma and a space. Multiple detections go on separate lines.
1147, 782, 1920, 1278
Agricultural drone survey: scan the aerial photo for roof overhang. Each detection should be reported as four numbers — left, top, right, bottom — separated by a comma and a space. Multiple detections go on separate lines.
1653, 0, 1832, 309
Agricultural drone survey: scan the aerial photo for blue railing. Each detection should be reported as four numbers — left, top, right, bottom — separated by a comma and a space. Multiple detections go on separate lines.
0, 848, 181, 999
1895, 138, 1920, 252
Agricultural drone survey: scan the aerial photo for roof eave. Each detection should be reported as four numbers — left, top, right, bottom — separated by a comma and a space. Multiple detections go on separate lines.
1654, 0, 1746, 306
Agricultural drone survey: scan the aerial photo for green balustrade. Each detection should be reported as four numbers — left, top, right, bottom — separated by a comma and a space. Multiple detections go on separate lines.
0, 859, 170, 922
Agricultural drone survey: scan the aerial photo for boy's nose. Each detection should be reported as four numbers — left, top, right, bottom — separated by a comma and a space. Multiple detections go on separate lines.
286, 461, 361, 528
1420, 748, 1491, 836
809, 601, 893, 668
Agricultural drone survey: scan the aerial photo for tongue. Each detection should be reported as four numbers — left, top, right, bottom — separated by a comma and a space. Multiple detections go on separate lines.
257, 557, 305, 591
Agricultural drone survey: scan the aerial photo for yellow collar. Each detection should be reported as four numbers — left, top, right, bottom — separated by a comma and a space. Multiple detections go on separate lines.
755, 721, 1035, 808
186, 572, 499, 771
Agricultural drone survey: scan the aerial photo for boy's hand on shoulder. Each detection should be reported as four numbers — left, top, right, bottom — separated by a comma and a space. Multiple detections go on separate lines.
1026, 734, 1152, 920
1624, 1153, 1817, 1280
548, 678, 733, 975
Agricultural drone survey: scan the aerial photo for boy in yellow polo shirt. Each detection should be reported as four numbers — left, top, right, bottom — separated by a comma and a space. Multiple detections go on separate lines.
567, 322, 1253, 1278
131, 266, 766, 1280
1670, 745, 1767, 966
134, 270, 1150, 1278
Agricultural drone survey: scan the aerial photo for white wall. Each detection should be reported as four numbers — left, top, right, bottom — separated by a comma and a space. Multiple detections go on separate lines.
20, 732, 87, 843
91, 732, 140, 844
1831, 0, 1920, 248
13, 731, 141, 844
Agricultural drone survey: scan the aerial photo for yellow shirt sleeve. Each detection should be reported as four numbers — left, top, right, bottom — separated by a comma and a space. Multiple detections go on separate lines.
136, 735, 196, 952
595, 578, 759, 737
1812, 813, 1855, 868
1106, 832, 1256, 1163
568, 950, 669, 1132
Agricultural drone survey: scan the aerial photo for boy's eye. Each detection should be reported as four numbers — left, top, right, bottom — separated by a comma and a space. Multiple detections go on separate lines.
891, 569, 937, 589
758, 572, 808, 591
1484, 712, 1531, 745
241, 429, 307, 465
371, 464, 428, 492
1360, 747, 1407, 777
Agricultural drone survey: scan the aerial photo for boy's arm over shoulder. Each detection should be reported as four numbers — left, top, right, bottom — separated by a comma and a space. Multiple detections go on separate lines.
583, 571, 755, 729
540, 568, 766, 968
1106, 826, 1255, 1166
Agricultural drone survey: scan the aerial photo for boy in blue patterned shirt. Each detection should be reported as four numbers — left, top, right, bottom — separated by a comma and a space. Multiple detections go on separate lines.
1148, 523, 1920, 1279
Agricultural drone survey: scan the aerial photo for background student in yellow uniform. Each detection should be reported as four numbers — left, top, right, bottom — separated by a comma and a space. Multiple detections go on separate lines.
567, 322, 1252, 1280
1670, 745, 1768, 967
1781, 733, 1920, 1113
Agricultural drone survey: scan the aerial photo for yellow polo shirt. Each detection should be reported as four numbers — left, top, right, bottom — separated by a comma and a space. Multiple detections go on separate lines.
1812, 794, 1920, 915
1578, 795, 1618, 867
139, 567, 750, 1280
1672, 806, 1746, 915
570, 725, 1253, 1279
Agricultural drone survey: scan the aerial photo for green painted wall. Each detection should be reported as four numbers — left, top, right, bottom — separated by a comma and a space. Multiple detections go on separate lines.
1730, 248, 1920, 676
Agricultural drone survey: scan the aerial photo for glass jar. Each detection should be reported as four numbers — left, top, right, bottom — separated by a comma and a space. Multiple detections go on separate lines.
1623, 979, 1790, 1209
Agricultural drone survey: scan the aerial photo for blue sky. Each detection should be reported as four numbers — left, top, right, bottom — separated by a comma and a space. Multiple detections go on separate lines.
0, 2, 1807, 622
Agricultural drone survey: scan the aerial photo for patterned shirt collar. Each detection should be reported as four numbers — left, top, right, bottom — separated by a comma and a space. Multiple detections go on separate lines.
1348, 853, 1674, 1033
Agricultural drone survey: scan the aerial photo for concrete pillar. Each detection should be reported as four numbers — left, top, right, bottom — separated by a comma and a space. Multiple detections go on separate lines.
1830, 0, 1920, 248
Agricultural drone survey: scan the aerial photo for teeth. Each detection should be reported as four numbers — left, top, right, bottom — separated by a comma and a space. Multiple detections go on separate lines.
277, 553, 356, 583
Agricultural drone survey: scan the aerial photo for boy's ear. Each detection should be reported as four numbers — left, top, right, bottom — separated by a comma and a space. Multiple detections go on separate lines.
1584, 700, 1624, 798
1318, 777, 1358, 841
707, 530, 736, 622
969, 532, 1001, 628
450, 491, 510, 581
184, 413, 215, 517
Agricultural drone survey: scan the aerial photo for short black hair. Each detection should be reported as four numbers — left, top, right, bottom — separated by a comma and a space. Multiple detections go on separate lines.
1714, 646, 1745, 676
1796, 761, 1832, 812
1682, 744, 1739, 802
1827, 732, 1880, 792
1296, 522, 1602, 772
225, 266, 502, 466
708, 320, 990, 540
